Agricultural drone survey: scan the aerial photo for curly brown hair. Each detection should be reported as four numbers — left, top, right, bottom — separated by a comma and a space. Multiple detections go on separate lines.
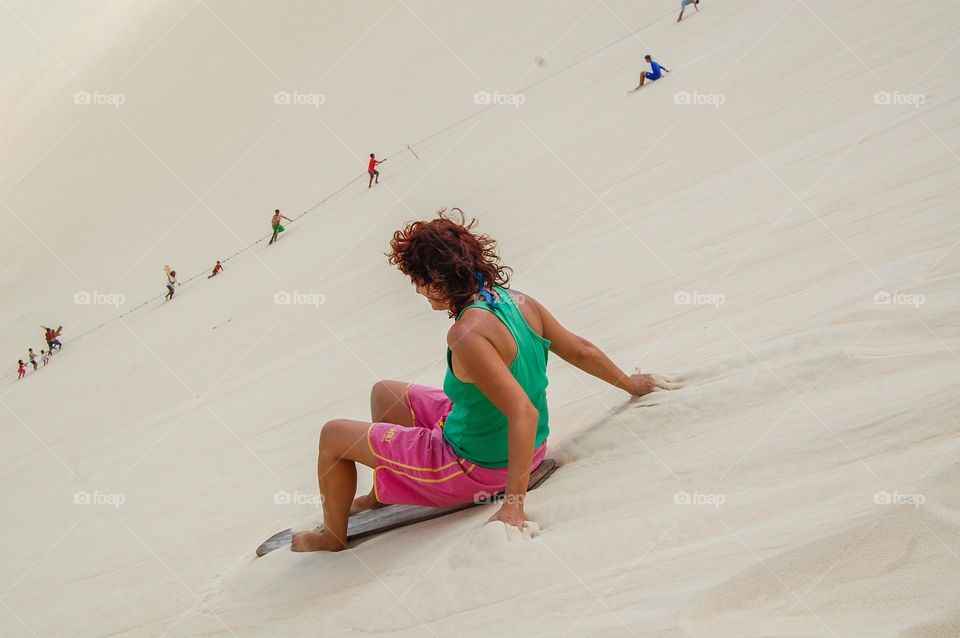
387, 208, 511, 317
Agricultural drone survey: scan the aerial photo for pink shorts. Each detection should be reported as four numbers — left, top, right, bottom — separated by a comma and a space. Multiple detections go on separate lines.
367, 384, 547, 508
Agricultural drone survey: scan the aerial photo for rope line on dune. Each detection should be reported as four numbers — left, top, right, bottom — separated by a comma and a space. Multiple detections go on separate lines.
23, 8, 673, 368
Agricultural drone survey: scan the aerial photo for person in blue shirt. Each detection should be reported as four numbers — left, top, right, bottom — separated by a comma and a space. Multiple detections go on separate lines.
678, 0, 699, 22
633, 55, 670, 91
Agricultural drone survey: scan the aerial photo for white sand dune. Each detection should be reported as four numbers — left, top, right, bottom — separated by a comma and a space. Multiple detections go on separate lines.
2, 0, 959, 636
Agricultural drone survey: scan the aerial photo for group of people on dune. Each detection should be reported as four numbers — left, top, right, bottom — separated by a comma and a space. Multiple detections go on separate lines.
162, 154, 384, 302
19, 92, 677, 552
17, 326, 62, 380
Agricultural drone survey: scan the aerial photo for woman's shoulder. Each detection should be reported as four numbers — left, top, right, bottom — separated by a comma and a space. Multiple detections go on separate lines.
448, 297, 516, 350
445, 324, 478, 360
503, 289, 545, 334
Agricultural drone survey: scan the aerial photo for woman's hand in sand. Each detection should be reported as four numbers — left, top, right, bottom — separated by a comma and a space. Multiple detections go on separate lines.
628, 371, 683, 396
628, 373, 658, 397
488, 502, 525, 529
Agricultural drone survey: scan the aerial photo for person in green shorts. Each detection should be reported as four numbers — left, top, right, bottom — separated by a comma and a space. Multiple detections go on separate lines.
269, 209, 292, 245
291, 209, 680, 552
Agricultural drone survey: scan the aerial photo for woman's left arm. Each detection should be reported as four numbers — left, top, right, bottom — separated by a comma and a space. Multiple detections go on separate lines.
451, 328, 539, 528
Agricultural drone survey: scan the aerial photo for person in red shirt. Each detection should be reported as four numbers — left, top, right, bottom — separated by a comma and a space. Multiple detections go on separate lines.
17, 359, 26, 379
208, 260, 224, 278
367, 153, 383, 188
43, 325, 61, 352
45, 327, 54, 350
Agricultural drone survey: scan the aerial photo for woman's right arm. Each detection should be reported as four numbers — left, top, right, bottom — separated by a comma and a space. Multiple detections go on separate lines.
532, 297, 657, 396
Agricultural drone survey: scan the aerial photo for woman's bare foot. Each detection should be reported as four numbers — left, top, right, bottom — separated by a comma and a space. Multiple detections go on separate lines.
291, 530, 347, 552
350, 492, 386, 515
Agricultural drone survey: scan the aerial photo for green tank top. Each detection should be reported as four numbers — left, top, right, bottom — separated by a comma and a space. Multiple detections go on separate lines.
442, 286, 551, 468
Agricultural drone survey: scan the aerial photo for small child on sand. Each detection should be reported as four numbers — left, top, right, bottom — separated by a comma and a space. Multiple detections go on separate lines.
41, 350, 50, 366
208, 260, 223, 278
28, 348, 38, 371
17, 360, 26, 379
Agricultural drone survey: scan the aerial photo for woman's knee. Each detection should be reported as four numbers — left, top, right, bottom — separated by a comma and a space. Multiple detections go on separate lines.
319, 419, 351, 454
370, 380, 407, 420
370, 380, 393, 406
318, 419, 375, 465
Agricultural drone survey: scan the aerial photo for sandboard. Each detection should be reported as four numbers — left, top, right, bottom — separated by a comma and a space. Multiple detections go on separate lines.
256, 458, 558, 556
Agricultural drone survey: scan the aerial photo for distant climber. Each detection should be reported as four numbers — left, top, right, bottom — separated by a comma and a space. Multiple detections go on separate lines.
269, 209, 292, 245
164, 265, 179, 300
678, 0, 699, 22
368, 153, 384, 188
631, 54, 670, 91
43, 325, 62, 351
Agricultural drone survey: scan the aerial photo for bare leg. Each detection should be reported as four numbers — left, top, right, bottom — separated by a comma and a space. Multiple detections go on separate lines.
350, 380, 421, 513
370, 380, 417, 426
291, 419, 378, 552
677, 9, 684, 21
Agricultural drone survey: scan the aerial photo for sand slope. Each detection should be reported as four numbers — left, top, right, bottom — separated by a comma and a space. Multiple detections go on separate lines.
1, 0, 959, 636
